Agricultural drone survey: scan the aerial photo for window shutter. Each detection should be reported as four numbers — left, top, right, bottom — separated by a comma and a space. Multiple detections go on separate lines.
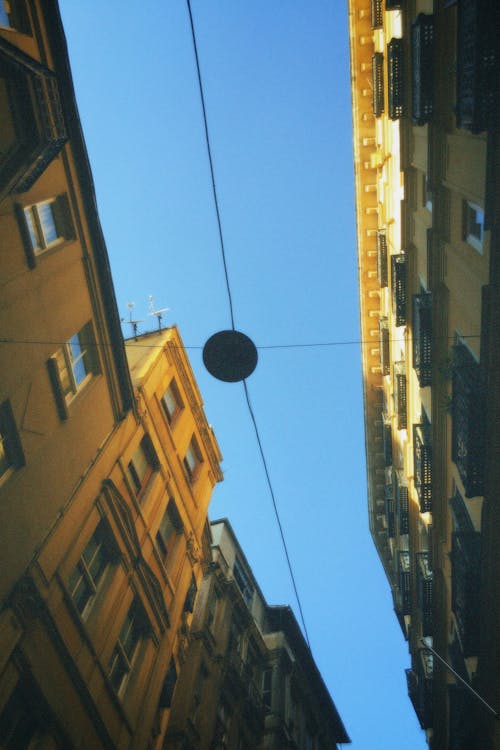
52, 194, 75, 240
47, 356, 69, 420
14, 203, 36, 268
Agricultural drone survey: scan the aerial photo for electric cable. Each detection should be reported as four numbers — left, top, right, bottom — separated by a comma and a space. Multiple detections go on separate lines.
185, 0, 312, 645
186, 0, 236, 331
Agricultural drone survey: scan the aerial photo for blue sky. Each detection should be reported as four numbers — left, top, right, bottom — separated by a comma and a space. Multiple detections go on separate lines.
59, 2, 426, 747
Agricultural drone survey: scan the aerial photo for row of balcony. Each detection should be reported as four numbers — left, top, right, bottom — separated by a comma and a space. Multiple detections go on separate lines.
370, 3, 496, 132
371, 0, 401, 30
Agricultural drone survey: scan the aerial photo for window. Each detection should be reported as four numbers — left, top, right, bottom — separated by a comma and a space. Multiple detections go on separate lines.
47, 322, 99, 418
183, 574, 197, 613
0, 681, 64, 750
156, 499, 182, 559
206, 586, 219, 632
69, 520, 115, 617
19, 195, 74, 265
158, 658, 178, 709
183, 436, 203, 482
127, 434, 159, 496
0, 1, 30, 32
161, 379, 183, 424
423, 174, 433, 212
233, 558, 253, 606
0, 399, 24, 482
109, 598, 148, 696
462, 201, 484, 252
262, 668, 273, 713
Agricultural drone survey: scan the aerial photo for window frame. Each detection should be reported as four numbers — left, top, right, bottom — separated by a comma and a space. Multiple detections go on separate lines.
0, 399, 25, 484
160, 379, 183, 425
108, 598, 149, 697
183, 435, 203, 483
69, 519, 116, 619
156, 498, 183, 560
462, 200, 484, 253
47, 322, 100, 419
127, 434, 159, 499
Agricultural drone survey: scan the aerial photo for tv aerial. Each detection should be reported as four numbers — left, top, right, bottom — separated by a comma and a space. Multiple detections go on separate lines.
123, 302, 144, 340
148, 295, 170, 331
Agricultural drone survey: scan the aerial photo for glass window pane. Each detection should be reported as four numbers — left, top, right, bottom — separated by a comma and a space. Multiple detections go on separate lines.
72, 357, 88, 386
38, 202, 58, 245
24, 208, 40, 251
69, 334, 83, 361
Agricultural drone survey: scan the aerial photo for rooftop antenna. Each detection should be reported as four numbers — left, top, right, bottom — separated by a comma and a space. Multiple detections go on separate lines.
123, 302, 144, 341
148, 295, 170, 331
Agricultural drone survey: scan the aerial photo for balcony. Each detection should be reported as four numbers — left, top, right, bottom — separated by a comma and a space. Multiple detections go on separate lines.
371, 0, 383, 29
416, 551, 433, 636
391, 255, 407, 327
377, 231, 388, 288
372, 53, 385, 117
406, 650, 433, 730
452, 343, 485, 497
379, 318, 390, 376
412, 293, 432, 387
385, 482, 395, 538
456, 0, 497, 133
388, 39, 404, 119
451, 529, 481, 657
413, 421, 432, 512
382, 420, 393, 467
394, 361, 407, 430
411, 14, 435, 125
394, 470, 409, 534
398, 550, 411, 614
0, 37, 68, 199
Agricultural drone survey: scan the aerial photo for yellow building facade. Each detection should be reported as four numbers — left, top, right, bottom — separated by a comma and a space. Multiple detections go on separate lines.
349, 1, 498, 748
1, 3, 223, 746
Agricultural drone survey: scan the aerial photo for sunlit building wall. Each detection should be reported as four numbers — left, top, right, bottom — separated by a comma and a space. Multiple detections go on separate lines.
348, 1, 498, 748
0, 3, 224, 747
165, 519, 350, 750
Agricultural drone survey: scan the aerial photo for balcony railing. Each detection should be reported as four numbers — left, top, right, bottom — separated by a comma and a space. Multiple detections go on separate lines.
371, 0, 383, 29
452, 343, 485, 497
391, 255, 407, 327
382, 420, 393, 467
412, 293, 432, 386
388, 39, 404, 119
379, 318, 390, 376
413, 422, 432, 512
416, 551, 433, 636
411, 14, 435, 125
385, 482, 395, 538
377, 231, 388, 288
394, 361, 407, 430
456, 0, 497, 133
406, 650, 433, 730
398, 550, 411, 614
394, 470, 409, 534
372, 53, 385, 117
451, 529, 481, 657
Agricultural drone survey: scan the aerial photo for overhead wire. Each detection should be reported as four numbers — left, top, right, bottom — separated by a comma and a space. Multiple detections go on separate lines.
185, 0, 312, 647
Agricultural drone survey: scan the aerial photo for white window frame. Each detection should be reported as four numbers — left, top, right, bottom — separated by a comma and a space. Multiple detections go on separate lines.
24, 199, 62, 254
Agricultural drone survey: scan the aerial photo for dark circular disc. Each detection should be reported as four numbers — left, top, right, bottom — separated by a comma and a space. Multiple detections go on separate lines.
203, 330, 258, 382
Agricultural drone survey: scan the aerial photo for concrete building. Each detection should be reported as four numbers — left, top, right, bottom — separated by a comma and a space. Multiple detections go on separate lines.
166, 519, 350, 750
348, 1, 498, 748
0, 3, 223, 747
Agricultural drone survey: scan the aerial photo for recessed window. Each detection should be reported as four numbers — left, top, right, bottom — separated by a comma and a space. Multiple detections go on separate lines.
262, 668, 273, 713
423, 174, 432, 212
156, 499, 183, 559
69, 520, 115, 617
463, 201, 484, 252
161, 379, 183, 424
19, 195, 75, 265
183, 574, 197, 613
183, 436, 203, 482
158, 658, 178, 709
127, 434, 159, 497
0, 399, 24, 483
233, 558, 253, 606
47, 322, 100, 418
0, 1, 30, 32
109, 598, 149, 696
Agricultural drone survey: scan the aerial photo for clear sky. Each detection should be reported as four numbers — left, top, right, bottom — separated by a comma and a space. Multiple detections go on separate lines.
59, 2, 426, 747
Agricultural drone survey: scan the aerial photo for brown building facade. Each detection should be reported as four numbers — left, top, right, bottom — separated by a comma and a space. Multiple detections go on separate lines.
166, 519, 350, 750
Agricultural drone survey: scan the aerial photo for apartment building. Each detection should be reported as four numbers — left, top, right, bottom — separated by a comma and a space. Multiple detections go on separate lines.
0, 3, 224, 746
348, 1, 498, 748
165, 519, 350, 750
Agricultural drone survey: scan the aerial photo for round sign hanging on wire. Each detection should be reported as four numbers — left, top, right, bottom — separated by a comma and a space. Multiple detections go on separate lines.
202, 330, 258, 382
